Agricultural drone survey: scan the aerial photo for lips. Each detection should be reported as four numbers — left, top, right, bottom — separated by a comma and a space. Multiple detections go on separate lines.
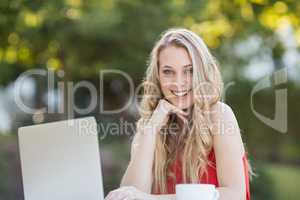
171, 89, 192, 97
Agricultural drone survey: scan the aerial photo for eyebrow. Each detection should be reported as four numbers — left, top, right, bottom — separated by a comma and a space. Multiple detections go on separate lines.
162, 64, 193, 69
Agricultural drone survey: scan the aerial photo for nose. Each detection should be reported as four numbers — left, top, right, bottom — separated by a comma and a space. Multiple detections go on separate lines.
174, 73, 187, 88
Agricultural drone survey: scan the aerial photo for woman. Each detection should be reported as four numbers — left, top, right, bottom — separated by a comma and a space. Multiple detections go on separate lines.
105, 27, 252, 200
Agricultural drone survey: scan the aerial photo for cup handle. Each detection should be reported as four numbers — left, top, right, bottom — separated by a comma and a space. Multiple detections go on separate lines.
213, 189, 220, 200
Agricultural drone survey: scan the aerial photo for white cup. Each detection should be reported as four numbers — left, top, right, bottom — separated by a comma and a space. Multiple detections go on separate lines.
176, 184, 219, 200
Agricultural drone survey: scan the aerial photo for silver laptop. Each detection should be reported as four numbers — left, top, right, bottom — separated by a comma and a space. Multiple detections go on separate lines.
18, 117, 105, 200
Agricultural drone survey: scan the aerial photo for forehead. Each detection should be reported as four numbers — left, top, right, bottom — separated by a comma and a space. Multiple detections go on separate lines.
158, 46, 192, 68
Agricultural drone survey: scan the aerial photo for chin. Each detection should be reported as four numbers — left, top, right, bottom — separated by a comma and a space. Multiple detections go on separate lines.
168, 97, 194, 110
168, 100, 184, 107
173, 102, 193, 110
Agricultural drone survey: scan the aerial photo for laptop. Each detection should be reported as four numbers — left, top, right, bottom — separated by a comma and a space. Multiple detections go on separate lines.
18, 117, 105, 200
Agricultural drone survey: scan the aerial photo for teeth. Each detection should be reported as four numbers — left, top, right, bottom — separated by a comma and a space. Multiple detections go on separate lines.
172, 90, 189, 97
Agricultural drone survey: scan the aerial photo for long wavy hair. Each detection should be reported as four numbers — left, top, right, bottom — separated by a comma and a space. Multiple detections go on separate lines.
136, 27, 249, 194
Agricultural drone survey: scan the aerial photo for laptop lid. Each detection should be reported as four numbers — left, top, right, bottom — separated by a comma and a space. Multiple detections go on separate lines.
18, 117, 104, 200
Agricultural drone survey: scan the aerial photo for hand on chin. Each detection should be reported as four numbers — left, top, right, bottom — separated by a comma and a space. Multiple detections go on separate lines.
168, 99, 191, 110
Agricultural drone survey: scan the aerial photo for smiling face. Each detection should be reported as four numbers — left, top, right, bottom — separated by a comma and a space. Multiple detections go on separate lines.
158, 45, 194, 110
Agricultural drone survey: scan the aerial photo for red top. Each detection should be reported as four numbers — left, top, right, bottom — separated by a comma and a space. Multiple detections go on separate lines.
155, 148, 250, 200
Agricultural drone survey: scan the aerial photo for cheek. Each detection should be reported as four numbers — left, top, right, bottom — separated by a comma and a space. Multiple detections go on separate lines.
159, 78, 172, 92
187, 91, 194, 102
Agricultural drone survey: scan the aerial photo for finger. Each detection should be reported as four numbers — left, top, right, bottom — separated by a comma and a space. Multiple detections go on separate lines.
105, 192, 114, 200
119, 190, 135, 200
117, 193, 130, 200
159, 99, 171, 114
105, 190, 121, 200
175, 113, 188, 125
161, 99, 189, 116
170, 106, 189, 116
114, 187, 131, 199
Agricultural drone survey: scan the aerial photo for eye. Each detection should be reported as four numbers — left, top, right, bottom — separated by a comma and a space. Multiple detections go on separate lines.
162, 69, 174, 75
185, 68, 193, 75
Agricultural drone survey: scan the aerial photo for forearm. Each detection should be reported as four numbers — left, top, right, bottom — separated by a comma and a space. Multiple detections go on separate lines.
120, 130, 157, 193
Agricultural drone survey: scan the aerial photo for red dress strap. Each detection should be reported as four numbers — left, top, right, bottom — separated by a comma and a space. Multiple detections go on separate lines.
243, 152, 251, 200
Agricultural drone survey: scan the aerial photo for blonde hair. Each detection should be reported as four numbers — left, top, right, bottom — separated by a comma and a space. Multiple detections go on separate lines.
136, 27, 249, 194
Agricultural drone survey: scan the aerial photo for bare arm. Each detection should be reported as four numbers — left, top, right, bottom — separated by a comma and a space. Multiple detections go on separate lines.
120, 99, 188, 194
211, 102, 247, 200
120, 126, 157, 193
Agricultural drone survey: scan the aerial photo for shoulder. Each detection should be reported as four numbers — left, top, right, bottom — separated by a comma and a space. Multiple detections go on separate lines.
210, 101, 233, 115
208, 103, 247, 194
209, 101, 245, 157
209, 101, 236, 133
